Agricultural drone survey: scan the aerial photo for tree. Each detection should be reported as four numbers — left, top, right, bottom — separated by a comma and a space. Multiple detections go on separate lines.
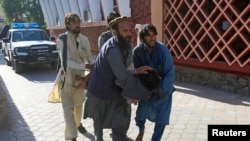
0, 0, 46, 29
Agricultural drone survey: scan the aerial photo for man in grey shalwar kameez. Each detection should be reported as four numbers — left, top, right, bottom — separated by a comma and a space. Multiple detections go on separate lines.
84, 16, 153, 141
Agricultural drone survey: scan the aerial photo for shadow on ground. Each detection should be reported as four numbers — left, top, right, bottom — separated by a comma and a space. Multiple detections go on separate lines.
0, 75, 36, 141
174, 81, 250, 106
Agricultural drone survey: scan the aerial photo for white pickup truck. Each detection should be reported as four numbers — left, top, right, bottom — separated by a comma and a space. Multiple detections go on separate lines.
2, 23, 58, 73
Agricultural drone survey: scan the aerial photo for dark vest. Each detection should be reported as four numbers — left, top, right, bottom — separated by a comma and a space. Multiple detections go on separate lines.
87, 38, 123, 100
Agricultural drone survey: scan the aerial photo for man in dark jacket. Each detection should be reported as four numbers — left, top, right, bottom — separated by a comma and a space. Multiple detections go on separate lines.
84, 16, 153, 141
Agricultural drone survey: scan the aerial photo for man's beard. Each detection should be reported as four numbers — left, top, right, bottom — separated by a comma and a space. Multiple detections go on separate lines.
115, 34, 131, 49
72, 28, 80, 34
145, 40, 156, 48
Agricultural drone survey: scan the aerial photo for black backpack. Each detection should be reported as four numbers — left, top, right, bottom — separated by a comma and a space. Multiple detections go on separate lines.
56, 33, 68, 89
56, 33, 67, 73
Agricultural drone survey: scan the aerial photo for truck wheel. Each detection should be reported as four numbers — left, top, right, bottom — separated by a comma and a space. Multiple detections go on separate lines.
1, 47, 4, 54
51, 61, 57, 70
6, 60, 11, 66
6, 59, 11, 66
13, 60, 23, 73
10, 53, 15, 68
6, 52, 11, 66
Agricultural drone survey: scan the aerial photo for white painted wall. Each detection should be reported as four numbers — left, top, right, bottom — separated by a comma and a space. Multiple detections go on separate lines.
44, 0, 56, 26
69, 0, 81, 16
61, 0, 71, 16
78, 0, 90, 22
101, 0, 114, 19
88, 0, 102, 21
39, 0, 51, 27
39, 0, 131, 26
49, 0, 59, 26
54, 0, 65, 26
117, 0, 131, 17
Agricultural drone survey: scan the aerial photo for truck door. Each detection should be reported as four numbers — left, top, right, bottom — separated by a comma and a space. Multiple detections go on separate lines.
3, 31, 11, 55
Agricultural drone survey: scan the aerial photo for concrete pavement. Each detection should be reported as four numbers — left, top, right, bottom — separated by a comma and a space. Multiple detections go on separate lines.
0, 76, 250, 141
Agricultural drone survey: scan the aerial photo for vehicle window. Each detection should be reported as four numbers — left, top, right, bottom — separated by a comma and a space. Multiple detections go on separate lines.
39, 31, 50, 40
13, 32, 23, 42
26, 30, 50, 41
13, 30, 50, 42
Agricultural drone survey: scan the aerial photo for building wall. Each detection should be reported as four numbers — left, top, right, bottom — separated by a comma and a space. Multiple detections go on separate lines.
175, 66, 250, 95
131, 0, 151, 24
130, 0, 151, 46
49, 0, 151, 55
49, 21, 107, 56
151, 0, 162, 42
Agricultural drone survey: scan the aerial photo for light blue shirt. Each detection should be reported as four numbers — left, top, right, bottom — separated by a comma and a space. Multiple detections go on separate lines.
133, 41, 175, 125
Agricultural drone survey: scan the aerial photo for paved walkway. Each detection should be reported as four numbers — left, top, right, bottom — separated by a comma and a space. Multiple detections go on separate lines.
0, 77, 250, 141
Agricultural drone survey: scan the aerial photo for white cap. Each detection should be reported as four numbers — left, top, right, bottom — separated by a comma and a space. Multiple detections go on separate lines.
135, 24, 142, 29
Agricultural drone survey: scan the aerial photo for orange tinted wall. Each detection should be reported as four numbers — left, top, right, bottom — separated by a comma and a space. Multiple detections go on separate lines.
130, 0, 151, 47
49, 22, 107, 56
49, 0, 151, 54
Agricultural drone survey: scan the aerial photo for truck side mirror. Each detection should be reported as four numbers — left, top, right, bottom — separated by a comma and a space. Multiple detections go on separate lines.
3, 38, 10, 43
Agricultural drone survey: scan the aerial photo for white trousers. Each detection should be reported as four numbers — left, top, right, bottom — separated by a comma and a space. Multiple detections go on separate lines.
61, 84, 86, 140
63, 104, 83, 140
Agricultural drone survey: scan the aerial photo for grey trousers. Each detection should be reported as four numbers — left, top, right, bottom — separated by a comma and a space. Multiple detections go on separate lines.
84, 94, 131, 141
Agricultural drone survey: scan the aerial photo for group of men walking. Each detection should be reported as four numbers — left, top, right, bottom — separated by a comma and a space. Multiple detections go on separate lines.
51, 11, 175, 141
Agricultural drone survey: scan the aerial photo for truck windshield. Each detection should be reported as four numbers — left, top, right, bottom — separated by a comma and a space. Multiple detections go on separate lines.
13, 30, 50, 42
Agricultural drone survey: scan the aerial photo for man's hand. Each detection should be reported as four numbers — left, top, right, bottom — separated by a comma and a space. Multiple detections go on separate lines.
60, 69, 65, 75
73, 75, 91, 89
135, 66, 152, 74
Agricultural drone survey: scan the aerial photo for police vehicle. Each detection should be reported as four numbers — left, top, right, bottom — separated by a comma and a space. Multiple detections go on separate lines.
2, 22, 58, 73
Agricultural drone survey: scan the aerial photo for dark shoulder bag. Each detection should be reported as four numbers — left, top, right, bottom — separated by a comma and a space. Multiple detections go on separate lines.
56, 33, 67, 88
